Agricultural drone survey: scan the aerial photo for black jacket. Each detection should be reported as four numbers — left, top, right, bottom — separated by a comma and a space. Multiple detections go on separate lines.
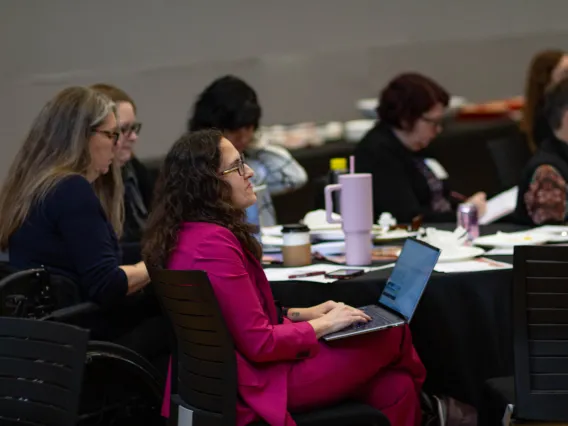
354, 122, 457, 223
121, 156, 154, 242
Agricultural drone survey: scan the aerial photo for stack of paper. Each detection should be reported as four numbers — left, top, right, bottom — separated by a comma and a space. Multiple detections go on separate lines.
434, 257, 512, 273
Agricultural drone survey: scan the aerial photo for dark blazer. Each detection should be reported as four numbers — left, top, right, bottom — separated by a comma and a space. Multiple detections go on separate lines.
531, 102, 554, 150
515, 136, 568, 225
9, 175, 128, 306
121, 156, 154, 242
354, 122, 457, 223
128, 156, 153, 209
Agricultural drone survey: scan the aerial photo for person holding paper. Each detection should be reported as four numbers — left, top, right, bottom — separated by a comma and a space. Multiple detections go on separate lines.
143, 129, 426, 426
354, 73, 487, 223
516, 77, 568, 225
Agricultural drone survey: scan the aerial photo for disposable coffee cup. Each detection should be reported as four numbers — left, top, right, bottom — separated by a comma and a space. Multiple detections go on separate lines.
281, 224, 311, 267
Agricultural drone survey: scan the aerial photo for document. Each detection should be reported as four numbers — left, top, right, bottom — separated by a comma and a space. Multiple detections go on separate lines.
479, 186, 518, 225
434, 257, 512, 273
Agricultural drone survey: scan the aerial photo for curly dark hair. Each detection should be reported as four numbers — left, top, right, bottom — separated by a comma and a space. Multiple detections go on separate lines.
377, 72, 449, 130
142, 129, 262, 268
188, 75, 262, 132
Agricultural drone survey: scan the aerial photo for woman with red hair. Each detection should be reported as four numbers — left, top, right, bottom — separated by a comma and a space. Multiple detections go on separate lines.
354, 73, 486, 223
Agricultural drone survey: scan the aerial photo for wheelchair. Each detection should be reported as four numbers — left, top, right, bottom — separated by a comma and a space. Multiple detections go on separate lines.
0, 263, 166, 426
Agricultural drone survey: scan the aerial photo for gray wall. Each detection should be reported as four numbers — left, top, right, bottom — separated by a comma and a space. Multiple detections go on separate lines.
1, 0, 567, 177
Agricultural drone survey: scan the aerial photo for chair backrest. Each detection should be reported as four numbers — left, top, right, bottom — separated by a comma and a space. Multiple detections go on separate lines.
486, 134, 531, 192
512, 245, 568, 421
0, 268, 82, 318
0, 316, 89, 426
149, 268, 237, 425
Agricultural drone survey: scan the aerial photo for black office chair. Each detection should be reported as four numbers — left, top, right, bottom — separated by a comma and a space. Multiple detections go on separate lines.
149, 268, 390, 426
0, 316, 90, 426
484, 245, 568, 425
0, 267, 166, 426
486, 134, 531, 193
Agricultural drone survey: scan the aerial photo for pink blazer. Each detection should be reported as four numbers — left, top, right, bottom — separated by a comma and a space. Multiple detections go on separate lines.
165, 222, 320, 426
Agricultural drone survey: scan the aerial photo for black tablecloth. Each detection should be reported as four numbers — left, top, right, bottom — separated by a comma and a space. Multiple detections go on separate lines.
268, 223, 523, 411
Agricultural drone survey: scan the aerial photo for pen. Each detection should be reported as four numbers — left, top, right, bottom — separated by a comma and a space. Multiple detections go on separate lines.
288, 271, 327, 279
450, 191, 468, 202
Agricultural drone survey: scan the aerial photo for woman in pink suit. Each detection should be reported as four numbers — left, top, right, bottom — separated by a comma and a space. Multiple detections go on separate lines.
143, 129, 426, 426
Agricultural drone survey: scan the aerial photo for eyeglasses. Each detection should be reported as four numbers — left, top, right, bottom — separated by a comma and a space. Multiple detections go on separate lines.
92, 129, 120, 145
220, 155, 246, 176
421, 116, 444, 127
120, 122, 142, 136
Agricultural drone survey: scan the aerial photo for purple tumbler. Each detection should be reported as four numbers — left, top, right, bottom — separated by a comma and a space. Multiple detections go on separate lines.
324, 173, 374, 265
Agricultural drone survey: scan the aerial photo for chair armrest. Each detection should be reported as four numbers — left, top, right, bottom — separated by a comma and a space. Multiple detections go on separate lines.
40, 302, 100, 322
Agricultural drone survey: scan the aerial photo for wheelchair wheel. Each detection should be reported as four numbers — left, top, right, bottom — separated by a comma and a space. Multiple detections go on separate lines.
78, 341, 166, 426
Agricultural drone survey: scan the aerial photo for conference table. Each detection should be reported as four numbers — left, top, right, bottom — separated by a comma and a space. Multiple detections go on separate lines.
267, 223, 522, 412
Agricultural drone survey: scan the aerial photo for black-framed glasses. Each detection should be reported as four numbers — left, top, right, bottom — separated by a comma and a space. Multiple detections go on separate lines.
220, 155, 246, 176
120, 122, 142, 136
421, 115, 444, 127
92, 129, 120, 145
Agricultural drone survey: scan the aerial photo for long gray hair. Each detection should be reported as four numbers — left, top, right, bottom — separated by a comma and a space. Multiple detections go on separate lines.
0, 86, 124, 249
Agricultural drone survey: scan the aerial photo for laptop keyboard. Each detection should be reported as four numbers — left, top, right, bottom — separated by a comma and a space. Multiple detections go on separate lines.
352, 306, 392, 330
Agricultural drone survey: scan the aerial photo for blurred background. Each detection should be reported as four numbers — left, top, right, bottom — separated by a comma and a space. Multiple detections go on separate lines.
1, 0, 567, 171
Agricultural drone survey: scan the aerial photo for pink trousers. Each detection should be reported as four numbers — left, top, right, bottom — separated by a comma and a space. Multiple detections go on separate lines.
287, 325, 425, 426
163, 325, 425, 426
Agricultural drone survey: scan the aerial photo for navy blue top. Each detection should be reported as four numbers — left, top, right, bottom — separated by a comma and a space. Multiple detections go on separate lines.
9, 175, 128, 306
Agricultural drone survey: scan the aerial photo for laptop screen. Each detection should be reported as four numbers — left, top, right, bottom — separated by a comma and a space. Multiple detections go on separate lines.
379, 239, 440, 321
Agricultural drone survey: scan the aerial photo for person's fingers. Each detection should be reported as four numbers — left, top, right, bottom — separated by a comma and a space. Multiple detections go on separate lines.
350, 307, 371, 320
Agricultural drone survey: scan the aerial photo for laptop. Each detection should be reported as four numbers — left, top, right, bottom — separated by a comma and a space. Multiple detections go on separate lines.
323, 238, 440, 341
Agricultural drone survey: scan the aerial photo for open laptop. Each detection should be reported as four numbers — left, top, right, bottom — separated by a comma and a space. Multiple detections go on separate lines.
323, 238, 440, 341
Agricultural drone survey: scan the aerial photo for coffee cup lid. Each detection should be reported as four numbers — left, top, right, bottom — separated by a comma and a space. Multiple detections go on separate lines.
281, 224, 310, 233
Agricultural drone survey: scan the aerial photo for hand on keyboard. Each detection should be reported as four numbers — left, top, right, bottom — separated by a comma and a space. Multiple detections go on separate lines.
316, 303, 372, 336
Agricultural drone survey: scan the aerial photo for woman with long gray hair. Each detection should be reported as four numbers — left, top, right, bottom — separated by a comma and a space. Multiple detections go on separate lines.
0, 87, 164, 357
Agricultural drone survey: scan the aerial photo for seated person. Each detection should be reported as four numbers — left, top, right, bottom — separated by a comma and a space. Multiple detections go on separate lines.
188, 75, 308, 226
516, 77, 568, 225
354, 73, 486, 223
520, 49, 568, 152
0, 86, 165, 360
91, 83, 152, 243
142, 129, 426, 426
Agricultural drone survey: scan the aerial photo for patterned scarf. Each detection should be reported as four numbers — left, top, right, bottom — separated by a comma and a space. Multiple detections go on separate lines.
412, 158, 452, 213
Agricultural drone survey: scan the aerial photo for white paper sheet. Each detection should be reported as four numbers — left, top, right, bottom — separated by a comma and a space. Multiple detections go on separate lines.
479, 186, 519, 225
485, 248, 515, 256
434, 257, 512, 273
264, 263, 395, 283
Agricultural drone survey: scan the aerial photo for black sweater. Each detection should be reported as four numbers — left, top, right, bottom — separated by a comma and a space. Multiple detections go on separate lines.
354, 122, 457, 223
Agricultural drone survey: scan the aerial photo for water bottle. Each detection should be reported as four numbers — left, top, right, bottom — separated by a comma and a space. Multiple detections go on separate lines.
328, 158, 348, 214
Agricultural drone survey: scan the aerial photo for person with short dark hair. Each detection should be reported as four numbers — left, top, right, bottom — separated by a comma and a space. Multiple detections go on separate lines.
188, 75, 307, 226
354, 73, 486, 223
515, 77, 568, 225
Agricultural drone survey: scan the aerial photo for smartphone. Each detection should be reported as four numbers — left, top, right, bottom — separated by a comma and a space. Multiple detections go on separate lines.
324, 268, 365, 280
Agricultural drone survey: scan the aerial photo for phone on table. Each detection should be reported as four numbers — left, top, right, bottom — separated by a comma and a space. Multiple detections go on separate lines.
324, 268, 365, 280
